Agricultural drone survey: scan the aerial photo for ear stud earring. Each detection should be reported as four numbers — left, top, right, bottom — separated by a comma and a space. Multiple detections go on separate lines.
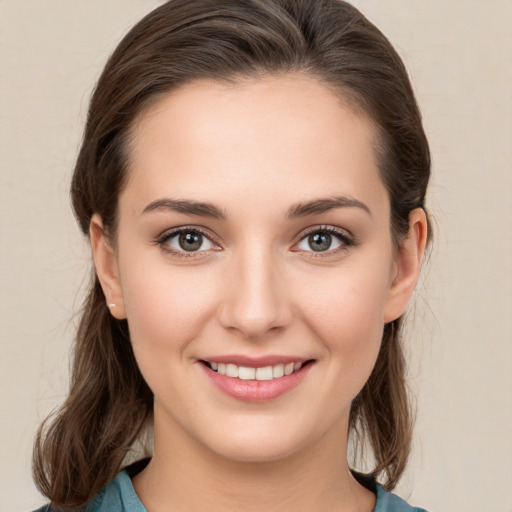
107, 303, 116, 309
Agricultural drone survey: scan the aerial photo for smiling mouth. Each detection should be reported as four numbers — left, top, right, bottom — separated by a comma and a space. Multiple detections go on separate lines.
201, 360, 314, 381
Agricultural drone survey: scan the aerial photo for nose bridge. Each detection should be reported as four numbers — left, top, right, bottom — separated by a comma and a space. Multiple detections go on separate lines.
219, 239, 291, 339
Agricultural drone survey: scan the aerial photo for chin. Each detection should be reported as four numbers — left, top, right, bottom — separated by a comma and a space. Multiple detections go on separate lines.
196, 417, 320, 464
210, 437, 301, 464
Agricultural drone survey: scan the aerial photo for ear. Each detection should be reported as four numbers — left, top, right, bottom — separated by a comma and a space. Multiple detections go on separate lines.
383, 208, 428, 323
90, 213, 126, 320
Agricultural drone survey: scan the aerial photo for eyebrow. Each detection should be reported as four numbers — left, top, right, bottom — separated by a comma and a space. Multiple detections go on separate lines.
141, 195, 370, 220
286, 195, 371, 218
141, 198, 228, 220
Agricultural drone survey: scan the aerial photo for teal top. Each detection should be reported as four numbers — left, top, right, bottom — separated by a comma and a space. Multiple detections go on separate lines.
35, 469, 428, 512
90, 470, 427, 512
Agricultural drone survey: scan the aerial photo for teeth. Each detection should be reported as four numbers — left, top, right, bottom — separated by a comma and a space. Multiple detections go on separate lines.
238, 366, 256, 380
256, 366, 273, 381
273, 364, 284, 378
284, 362, 294, 375
226, 364, 238, 378
208, 361, 306, 380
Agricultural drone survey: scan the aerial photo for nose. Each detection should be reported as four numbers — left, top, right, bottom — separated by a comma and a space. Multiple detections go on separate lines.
218, 245, 292, 341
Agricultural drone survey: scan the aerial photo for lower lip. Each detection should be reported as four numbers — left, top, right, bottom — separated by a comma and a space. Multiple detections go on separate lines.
200, 363, 313, 402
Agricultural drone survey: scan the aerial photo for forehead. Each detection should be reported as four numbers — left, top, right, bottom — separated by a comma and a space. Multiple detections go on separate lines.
122, 74, 388, 217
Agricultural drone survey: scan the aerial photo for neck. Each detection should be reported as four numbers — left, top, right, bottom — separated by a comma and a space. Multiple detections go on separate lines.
132, 408, 375, 512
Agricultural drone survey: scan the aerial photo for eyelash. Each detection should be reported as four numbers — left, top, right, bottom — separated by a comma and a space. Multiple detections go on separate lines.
155, 226, 220, 259
294, 225, 357, 257
155, 225, 357, 258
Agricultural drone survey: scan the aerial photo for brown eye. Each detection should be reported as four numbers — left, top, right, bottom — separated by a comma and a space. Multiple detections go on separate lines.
307, 232, 333, 252
296, 227, 354, 254
298, 230, 343, 252
163, 230, 215, 253
178, 232, 204, 251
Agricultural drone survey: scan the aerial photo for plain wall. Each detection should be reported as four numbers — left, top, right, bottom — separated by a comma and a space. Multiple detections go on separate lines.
1, 1, 511, 511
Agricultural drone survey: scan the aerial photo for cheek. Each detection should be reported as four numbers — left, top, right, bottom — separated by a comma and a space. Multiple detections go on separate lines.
118, 254, 218, 358
296, 258, 392, 378
301, 262, 390, 333
118, 260, 222, 409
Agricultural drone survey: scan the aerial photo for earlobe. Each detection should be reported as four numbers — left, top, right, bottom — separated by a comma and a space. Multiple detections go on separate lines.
90, 214, 126, 320
383, 208, 428, 323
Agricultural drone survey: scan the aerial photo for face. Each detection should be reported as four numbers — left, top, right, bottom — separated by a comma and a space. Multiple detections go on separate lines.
93, 75, 424, 464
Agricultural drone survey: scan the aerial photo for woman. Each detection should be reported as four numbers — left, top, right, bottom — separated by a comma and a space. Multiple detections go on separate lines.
33, 0, 431, 510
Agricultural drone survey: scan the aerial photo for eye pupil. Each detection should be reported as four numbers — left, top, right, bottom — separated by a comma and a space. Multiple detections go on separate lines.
308, 232, 331, 252
179, 232, 202, 251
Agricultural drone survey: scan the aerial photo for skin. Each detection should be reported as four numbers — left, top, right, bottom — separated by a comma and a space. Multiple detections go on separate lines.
91, 74, 427, 512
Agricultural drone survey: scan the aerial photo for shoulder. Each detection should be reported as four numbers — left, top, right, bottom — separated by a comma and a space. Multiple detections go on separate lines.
34, 472, 427, 512
32, 471, 146, 512
86, 471, 147, 512
374, 483, 429, 512
352, 471, 428, 512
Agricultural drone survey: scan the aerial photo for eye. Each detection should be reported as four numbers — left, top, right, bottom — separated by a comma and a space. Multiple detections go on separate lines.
296, 227, 353, 253
158, 228, 217, 255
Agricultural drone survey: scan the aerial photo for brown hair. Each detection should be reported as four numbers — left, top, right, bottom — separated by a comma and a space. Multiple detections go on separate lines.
33, 0, 431, 508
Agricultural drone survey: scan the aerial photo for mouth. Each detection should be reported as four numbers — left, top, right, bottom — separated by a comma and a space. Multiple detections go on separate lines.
200, 359, 314, 381
198, 355, 316, 401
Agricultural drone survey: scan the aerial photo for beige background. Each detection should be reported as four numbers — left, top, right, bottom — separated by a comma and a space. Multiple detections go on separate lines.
1, 1, 511, 511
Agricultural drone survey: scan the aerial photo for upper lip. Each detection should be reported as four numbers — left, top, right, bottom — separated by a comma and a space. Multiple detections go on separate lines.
199, 355, 312, 367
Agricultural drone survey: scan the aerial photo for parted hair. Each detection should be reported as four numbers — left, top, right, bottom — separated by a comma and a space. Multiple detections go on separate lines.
33, 0, 431, 509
